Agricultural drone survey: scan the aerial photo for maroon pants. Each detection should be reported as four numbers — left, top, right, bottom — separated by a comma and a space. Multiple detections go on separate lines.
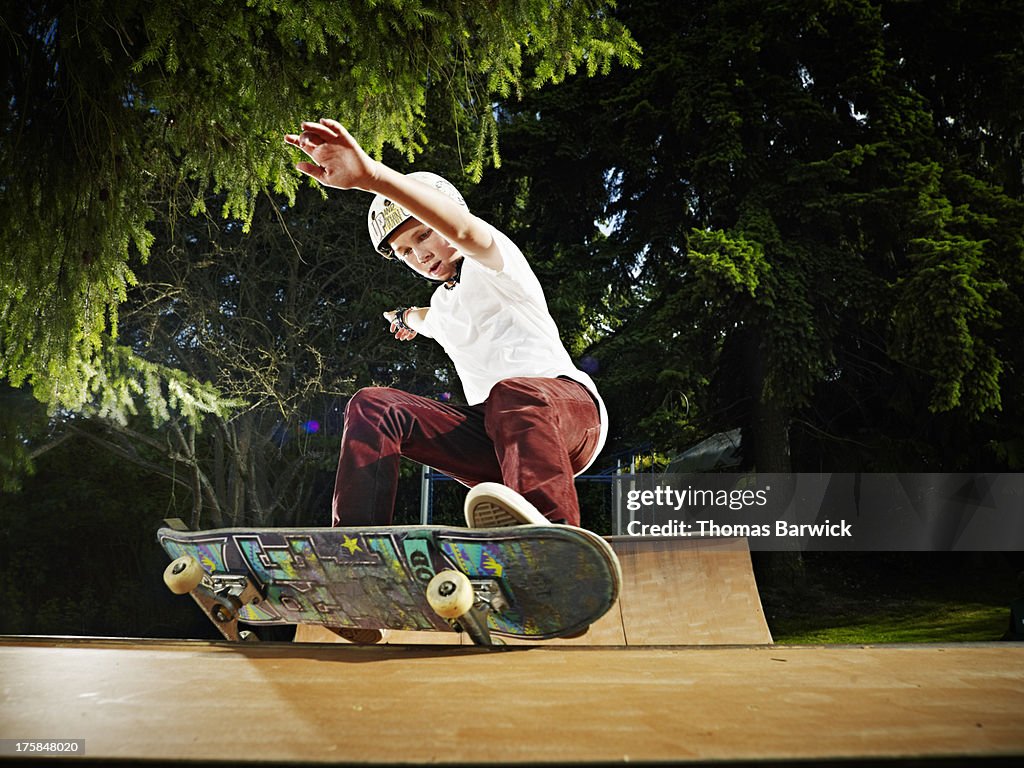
331, 377, 601, 527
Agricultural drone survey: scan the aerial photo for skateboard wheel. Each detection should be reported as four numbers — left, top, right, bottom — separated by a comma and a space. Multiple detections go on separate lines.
426, 570, 474, 620
211, 596, 239, 623
163, 555, 205, 595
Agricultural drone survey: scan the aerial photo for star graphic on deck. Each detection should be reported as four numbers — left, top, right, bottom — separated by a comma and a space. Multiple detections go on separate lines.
341, 535, 362, 554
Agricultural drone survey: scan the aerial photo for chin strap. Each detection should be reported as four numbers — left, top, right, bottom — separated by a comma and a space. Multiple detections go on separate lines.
441, 257, 465, 290
396, 255, 465, 289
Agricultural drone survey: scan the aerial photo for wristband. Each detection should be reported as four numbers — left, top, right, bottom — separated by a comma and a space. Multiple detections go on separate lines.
390, 307, 412, 331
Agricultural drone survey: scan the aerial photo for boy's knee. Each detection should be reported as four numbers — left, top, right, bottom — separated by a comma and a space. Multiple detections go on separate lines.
484, 380, 556, 443
486, 378, 550, 412
344, 387, 396, 423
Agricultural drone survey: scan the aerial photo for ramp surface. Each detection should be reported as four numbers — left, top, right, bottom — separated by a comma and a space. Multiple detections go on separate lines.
1, 637, 1021, 765
610, 535, 772, 644
296, 535, 772, 646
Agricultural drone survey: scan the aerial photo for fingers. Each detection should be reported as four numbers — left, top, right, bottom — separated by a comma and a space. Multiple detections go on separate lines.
284, 132, 323, 165
294, 161, 325, 181
286, 119, 356, 150
300, 120, 341, 140
317, 118, 347, 135
388, 321, 417, 341
285, 119, 347, 142
284, 119, 342, 149
285, 119, 373, 191
384, 314, 417, 341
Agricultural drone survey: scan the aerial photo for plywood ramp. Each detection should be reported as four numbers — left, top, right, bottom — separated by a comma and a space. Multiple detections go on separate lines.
296, 536, 772, 646
2, 637, 1022, 765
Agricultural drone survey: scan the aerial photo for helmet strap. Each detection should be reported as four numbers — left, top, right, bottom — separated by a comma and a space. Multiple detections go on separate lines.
397, 255, 465, 289
442, 257, 465, 290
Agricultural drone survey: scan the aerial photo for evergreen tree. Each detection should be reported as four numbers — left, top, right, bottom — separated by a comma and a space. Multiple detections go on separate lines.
482, 0, 1023, 473
1, 0, 639, 424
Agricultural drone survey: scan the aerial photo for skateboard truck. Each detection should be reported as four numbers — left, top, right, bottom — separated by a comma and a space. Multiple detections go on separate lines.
164, 555, 509, 646
426, 571, 507, 647
164, 555, 264, 642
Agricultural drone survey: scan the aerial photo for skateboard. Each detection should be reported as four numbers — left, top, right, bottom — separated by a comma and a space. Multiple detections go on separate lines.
158, 520, 621, 646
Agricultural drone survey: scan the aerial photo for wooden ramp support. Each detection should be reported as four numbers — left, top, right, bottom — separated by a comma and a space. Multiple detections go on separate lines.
296, 535, 773, 646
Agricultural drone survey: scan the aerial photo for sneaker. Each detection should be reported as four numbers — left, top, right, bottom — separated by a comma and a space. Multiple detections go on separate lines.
328, 627, 387, 644
464, 482, 552, 528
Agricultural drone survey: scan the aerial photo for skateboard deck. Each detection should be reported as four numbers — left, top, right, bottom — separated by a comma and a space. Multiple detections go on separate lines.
158, 522, 621, 646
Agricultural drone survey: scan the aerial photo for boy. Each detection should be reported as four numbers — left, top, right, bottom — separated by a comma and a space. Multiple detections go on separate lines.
284, 119, 607, 528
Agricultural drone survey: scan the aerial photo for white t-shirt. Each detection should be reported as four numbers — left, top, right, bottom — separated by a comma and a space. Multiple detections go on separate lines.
411, 225, 608, 473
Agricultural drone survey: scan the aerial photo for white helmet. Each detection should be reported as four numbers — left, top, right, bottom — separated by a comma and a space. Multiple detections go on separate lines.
367, 172, 467, 259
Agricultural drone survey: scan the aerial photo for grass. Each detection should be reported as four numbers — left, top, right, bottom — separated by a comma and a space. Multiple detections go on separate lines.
768, 600, 1010, 644
758, 551, 1022, 645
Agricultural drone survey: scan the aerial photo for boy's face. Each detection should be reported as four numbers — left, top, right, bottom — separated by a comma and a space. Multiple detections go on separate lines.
388, 219, 461, 282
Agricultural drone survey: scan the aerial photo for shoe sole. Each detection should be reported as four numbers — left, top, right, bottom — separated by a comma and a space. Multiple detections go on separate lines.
467, 499, 545, 527
329, 627, 386, 644
465, 483, 550, 527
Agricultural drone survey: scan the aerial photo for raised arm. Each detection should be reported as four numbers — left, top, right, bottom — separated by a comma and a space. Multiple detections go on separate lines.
285, 119, 502, 270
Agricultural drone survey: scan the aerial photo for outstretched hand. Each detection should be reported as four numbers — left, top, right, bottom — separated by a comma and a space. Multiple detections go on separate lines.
383, 310, 418, 342
283, 119, 377, 190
